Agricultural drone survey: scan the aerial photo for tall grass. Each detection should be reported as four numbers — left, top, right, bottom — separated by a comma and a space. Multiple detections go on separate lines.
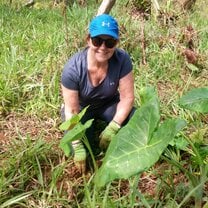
0, 2, 96, 117
0, 136, 70, 207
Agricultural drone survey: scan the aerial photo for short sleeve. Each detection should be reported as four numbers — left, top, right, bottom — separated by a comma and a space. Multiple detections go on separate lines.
119, 50, 133, 78
61, 56, 80, 90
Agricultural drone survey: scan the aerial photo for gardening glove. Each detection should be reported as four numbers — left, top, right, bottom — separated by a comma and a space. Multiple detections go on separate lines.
99, 120, 121, 150
72, 140, 87, 174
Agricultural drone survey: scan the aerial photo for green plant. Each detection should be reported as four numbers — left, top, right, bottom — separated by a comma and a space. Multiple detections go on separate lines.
162, 87, 208, 208
59, 107, 97, 170
179, 87, 208, 114
94, 86, 186, 187
0, 137, 68, 207
57, 87, 186, 206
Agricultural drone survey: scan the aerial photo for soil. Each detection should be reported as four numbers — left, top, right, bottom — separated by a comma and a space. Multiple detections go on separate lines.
0, 112, 62, 146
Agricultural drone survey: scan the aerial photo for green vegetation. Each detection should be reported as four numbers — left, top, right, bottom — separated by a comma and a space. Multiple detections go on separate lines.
0, 0, 208, 207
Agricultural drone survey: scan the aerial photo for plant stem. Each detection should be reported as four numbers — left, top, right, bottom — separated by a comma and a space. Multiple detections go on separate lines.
82, 136, 98, 172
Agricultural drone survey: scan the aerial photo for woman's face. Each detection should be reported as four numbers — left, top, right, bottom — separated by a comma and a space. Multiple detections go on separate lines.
88, 35, 118, 63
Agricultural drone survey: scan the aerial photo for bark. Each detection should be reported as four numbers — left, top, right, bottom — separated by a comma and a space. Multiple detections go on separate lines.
97, 0, 116, 15
24, 0, 35, 7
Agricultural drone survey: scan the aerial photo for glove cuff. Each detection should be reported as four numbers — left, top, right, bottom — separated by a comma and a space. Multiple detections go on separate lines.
107, 120, 121, 134
72, 140, 86, 162
112, 120, 121, 128
72, 140, 82, 148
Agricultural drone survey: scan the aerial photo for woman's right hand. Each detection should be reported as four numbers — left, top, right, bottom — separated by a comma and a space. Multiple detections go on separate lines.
72, 140, 86, 174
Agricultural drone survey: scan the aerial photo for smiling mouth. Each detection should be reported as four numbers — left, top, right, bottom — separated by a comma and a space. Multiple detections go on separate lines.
97, 50, 109, 55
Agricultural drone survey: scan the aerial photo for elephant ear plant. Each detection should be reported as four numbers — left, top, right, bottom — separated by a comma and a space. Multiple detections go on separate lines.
176, 87, 208, 208
94, 86, 186, 187
178, 87, 208, 114
58, 86, 186, 188
159, 87, 208, 208
59, 106, 94, 158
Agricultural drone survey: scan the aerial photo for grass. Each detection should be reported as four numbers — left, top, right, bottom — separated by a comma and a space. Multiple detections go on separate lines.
0, 0, 208, 207
1, 5, 64, 116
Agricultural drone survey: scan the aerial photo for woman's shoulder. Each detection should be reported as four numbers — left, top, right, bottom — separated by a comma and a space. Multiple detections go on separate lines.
113, 48, 131, 61
63, 48, 88, 75
67, 47, 88, 64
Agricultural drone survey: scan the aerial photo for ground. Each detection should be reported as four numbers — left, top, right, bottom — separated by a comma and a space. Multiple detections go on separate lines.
0, 110, 201, 206
1, 77, 208, 204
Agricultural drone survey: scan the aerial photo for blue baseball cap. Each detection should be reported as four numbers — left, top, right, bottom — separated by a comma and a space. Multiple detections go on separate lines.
89, 14, 119, 40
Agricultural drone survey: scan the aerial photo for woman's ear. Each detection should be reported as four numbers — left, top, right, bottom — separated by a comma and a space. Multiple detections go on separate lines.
86, 34, 91, 45
86, 34, 90, 41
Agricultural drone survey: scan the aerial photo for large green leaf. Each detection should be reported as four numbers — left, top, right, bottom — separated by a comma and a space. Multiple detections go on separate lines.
178, 87, 208, 113
94, 87, 186, 187
95, 117, 186, 187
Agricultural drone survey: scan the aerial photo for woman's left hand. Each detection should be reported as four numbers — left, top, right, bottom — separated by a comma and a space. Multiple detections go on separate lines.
99, 120, 120, 150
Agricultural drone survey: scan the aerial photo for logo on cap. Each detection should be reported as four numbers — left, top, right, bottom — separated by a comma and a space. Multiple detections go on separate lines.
102, 21, 110, 27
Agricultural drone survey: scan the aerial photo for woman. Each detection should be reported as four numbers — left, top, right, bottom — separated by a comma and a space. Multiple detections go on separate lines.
61, 14, 135, 173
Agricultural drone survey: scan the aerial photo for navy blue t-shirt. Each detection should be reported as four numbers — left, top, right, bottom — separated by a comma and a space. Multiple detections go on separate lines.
61, 47, 132, 110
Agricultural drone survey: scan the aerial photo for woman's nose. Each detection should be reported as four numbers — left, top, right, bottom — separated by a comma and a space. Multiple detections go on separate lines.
100, 41, 107, 49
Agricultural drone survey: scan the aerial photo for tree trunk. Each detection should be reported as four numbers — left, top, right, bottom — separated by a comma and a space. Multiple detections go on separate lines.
24, 0, 35, 7
97, 0, 116, 15
182, 0, 196, 10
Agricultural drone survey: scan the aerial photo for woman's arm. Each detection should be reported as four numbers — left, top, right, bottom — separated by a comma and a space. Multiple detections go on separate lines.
61, 84, 86, 173
61, 84, 80, 120
113, 71, 135, 125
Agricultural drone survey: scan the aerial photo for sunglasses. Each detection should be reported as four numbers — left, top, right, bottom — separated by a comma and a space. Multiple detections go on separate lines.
91, 37, 117, 49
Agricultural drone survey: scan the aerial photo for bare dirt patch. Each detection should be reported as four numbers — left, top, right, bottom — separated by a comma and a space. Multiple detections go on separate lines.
0, 112, 62, 153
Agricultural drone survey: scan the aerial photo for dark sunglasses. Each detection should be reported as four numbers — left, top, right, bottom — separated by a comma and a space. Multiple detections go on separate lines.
91, 37, 117, 48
